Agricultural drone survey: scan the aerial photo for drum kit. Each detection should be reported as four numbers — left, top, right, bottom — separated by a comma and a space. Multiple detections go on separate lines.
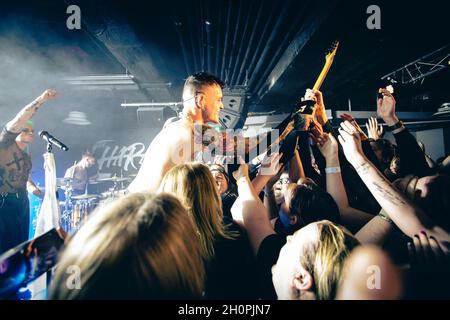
58, 175, 132, 234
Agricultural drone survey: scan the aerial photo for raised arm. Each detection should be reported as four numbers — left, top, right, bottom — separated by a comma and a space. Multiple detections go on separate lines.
315, 132, 374, 232
377, 88, 431, 177
250, 152, 283, 194
304, 89, 328, 126
6, 89, 57, 133
338, 120, 450, 249
233, 163, 276, 255
289, 149, 305, 182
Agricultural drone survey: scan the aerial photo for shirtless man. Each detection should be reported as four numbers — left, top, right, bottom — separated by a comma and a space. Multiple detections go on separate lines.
128, 72, 225, 192
0, 89, 57, 253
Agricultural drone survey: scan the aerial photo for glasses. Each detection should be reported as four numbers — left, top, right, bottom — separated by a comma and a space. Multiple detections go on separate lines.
21, 128, 34, 134
277, 178, 290, 185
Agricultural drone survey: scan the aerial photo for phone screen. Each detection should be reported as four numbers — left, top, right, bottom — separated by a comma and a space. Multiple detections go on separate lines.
0, 228, 64, 298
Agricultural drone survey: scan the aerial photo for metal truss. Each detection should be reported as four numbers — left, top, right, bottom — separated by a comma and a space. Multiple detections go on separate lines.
381, 43, 450, 84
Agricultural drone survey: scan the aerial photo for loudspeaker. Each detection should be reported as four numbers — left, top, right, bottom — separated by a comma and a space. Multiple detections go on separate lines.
220, 87, 247, 129
137, 107, 178, 128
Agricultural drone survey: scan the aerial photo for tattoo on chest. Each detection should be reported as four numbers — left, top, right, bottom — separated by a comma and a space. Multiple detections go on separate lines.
6, 152, 25, 171
1, 151, 30, 189
0, 167, 13, 189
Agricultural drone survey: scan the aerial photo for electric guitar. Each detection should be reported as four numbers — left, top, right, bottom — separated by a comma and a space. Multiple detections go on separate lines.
207, 41, 340, 172
297, 40, 340, 115
313, 40, 339, 91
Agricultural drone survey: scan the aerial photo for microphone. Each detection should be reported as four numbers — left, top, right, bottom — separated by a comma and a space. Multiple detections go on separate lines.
39, 131, 69, 151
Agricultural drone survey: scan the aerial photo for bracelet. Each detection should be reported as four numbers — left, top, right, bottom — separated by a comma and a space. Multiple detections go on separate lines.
388, 120, 404, 132
377, 211, 394, 224
325, 166, 341, 174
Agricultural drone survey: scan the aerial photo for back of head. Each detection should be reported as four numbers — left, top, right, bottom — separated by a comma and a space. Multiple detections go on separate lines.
288, 184, 341, 228
183, 72, 224, 104
300, 220, 359, 300
370, 138, 397, 171
336, 245, 402, 300
160, 162, 229, 260
417, 174, 450, 230
50, 192, 205, 299
394, 174, 450, 232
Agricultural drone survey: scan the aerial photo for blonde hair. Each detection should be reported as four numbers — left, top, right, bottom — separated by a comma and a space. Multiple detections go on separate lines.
160, 162, 234, 261
299, 220, 359, 300
49, 192, 205, 299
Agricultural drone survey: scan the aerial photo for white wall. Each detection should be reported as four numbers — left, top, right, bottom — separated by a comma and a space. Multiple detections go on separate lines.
414, 129, 445, 161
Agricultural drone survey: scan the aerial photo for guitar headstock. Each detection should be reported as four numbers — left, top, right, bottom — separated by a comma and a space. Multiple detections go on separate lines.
325, 40, 339, 62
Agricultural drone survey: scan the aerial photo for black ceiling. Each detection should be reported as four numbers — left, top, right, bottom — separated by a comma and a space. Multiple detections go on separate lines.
1, 0, 449, 120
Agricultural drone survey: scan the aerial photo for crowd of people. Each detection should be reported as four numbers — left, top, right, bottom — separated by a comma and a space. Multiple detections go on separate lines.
1, 72, 449, 300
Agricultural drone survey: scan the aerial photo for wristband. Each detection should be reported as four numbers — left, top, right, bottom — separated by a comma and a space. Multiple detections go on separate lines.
388, 120, 404, 132
377, 210, 394, 224
325, 166, 341, 174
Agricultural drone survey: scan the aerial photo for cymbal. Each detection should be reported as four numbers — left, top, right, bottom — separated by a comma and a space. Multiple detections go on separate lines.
97, 176, 131, 183
56, 177, 73, 186
72, 194, 98, 200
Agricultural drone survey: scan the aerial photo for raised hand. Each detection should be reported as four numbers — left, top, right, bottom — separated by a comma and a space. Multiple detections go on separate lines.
304, 89, 327, 125
337, 121, 365, 166
316, 133, 338, 160
408, 231, 449, 297
339, 113, 368, 140
366, 117, 384, 140
232, 162, 249, 182
409, 231, 448, 266
36, 89, 58, 103
377, 88, 398, 126
259, 152, 283, 177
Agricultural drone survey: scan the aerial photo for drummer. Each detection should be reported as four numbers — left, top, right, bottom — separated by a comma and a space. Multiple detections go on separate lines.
64, 151, 97, 195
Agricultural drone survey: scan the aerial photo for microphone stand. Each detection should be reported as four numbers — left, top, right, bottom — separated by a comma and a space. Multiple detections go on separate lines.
34, 140, 62, 297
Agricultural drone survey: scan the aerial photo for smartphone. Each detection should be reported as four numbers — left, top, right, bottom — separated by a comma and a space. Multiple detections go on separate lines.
0, 228, 65, 298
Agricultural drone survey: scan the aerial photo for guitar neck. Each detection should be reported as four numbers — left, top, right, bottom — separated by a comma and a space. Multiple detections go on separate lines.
312, 57, 334, 91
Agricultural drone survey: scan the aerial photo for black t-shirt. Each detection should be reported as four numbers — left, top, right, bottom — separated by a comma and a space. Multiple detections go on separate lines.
204, 221, 259, 299
221, 191, 237, 220
0, 127, 32, 193
256, 234, 286, 300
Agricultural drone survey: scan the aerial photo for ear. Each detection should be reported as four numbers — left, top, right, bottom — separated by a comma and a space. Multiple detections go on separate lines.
196, 94, 205, 109
289, 214, 298, 225
293, 269, 313, 291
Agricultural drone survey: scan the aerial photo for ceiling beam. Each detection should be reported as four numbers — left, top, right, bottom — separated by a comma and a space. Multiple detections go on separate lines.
255, 0, 338, 101
79, 2, 173, 101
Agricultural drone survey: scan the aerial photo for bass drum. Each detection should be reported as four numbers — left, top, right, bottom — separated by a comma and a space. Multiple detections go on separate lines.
70, 198, 98, 233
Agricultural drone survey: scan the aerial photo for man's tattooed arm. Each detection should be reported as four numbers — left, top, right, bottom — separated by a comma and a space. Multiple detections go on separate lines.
6, 89, 56, 133
6, 100, 42, 133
